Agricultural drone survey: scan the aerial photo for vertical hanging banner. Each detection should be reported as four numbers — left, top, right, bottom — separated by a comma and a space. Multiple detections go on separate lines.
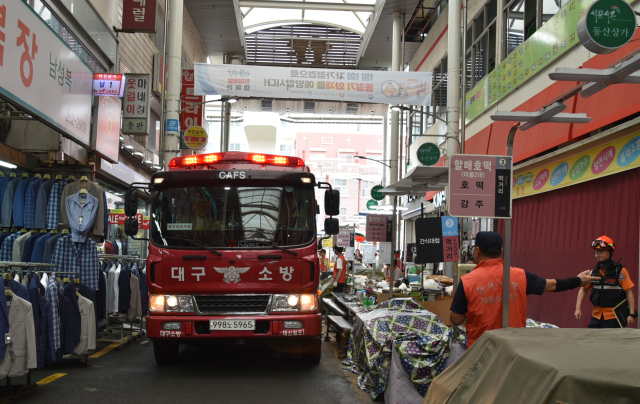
194, 64, 433, 106
0, 0, 93, 146
180, 69, 204, 130
366, 214, 393, 242
91, 96, 121, 163
122, 74, 151, 135
122, 0, 157, 33
153, 53, 168, 97
414, 217, 459, 263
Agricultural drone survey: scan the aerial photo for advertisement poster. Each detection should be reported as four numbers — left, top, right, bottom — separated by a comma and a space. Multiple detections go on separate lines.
513, 130, 640, 199
92, 96, 121, 163
362, 244, 377, 264
195, 64, 433, 106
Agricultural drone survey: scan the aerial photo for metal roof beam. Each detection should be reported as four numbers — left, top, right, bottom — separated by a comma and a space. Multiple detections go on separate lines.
237, 1, 375, 12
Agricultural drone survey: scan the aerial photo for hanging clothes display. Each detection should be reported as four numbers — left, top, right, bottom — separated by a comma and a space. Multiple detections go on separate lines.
46, 179, 69, 230
12, 231, 32, 266
13, 175, 34, 228
50, 235, 100, 291
75, 295, 96, 355
29, 232, 53, 263
0, 175, 12, 213
0, 295, 37, 378
58, 179, 105, 243
42, 231, 64, 264
65, 191, 99, 243
34, 178, 55, 230
22, 231, 44, 262
1, 176, 21, 228
24, 176, 44, 229
0, 232, 19, 261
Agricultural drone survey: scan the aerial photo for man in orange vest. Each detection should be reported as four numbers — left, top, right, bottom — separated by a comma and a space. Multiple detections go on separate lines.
450, 232, 598, 348
333, 246, 347, 293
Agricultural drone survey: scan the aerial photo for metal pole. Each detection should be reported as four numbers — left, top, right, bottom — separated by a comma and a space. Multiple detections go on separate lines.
382, 114, 388, 186
219, 102, 225, 152
159, 0, 169, 168
223, 101, 231, 152
164, 0, 184, 164
388, 197, 398, 301
502, 122, 519, 328
460, 0, 468, 155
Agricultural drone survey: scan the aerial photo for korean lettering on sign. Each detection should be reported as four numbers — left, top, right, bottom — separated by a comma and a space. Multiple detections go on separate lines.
366, 215, 392, 242
122, 0, 157, 33
414, 217, 459, 263
180, 69, 204, 131
448, 155, 512, 219
92, 73, 124, 96
91, 96, 121, 163
122, 74, 151, 135
0, 1, 93, 146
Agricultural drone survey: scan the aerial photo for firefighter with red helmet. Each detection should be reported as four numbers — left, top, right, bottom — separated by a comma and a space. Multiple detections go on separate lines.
575, 236, 637, 328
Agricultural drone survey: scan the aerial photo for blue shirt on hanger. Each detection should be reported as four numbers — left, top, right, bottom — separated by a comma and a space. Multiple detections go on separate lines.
50, 235, 100, 290
34, 179, 55, 230
24, 178, 44, 229
65, 192, 99, 243
2, 177, 22, 228
13, 176, 34, 228
46, 180, 68, 230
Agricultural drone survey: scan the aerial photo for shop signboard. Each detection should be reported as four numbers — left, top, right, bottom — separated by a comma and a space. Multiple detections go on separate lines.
416, 143, 440, 166
361, 244, 376, 264
109, 209, 150, 229
464, 0, 608, 123
513, 130, 640, 199
577, 0, 636, 54
91, 96, 121, 163
448, 154, 512, 219
334, 228, 354, 248
366, 199, 378, 210
100, 158, 149, 185
370, 185, 385, 201
122, 0, 157, 33
0, 0, 93, 146
366, 214, 392, 242
183, 125, 208, 150
122, 74, 151, 135
433, 190, 446, 209
195, 64, 433, 106
93, 73, 125, 97
181, 69, 204, 131
321, 237, 333, 248
414, 217, 459, 263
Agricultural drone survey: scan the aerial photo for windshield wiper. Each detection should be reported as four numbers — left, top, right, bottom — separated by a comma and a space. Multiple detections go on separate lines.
162, 237, 222, 256
243, 240, 298, 257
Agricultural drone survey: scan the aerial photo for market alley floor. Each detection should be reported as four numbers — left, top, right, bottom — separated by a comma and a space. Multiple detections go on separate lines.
2, 328, 375, 404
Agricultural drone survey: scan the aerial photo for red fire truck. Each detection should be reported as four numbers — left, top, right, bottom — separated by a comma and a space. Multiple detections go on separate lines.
123, 152, 340, 365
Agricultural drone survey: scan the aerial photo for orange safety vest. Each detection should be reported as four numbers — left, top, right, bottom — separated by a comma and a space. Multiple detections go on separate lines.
462, 258, 528, 348
333, 254, 347, 283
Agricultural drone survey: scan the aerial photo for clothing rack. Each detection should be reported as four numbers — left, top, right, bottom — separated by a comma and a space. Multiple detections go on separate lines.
0, 262, 57, 268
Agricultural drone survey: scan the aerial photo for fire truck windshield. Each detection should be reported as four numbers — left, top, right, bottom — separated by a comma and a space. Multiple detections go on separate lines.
149, 185, 316, 249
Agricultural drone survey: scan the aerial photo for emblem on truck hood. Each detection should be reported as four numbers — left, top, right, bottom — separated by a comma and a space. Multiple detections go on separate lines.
214, 266, 251, 283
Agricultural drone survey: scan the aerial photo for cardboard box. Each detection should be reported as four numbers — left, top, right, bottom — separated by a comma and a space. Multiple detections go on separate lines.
376, 292, 410, 304
418, 297, 453, 326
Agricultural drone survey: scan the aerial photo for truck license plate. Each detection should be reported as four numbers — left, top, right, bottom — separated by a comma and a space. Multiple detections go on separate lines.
209, 320, 255, 331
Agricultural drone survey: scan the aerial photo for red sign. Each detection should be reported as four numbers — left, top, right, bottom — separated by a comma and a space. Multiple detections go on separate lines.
93, 73, 125, 97
180, 69, 204, 130
122, 0, 157, 33
108, 212, 150, 230
93, 96, 121, 163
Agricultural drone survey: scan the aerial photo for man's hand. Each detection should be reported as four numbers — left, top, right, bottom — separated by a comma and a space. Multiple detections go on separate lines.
333, 281, 337, 288
575, 308, 582, 321
578, 270, 600, 287
628, 316, 635, 326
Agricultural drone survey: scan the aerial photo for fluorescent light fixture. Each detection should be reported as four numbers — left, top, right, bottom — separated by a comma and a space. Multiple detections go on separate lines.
151, 165, 162, 170
227, 97, 238, 104
143, 159, 153, 164
0, 160, 17, 169
132, 151, 144, 157
124, 144, 134, 150
224, 186, 231, 190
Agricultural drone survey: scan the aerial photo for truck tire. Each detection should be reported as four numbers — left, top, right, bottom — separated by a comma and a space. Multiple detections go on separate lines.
301, 338, 321, 365
154, 340, 179, 365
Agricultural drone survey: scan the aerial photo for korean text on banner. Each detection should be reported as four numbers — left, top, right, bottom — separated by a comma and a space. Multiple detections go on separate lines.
194, 64, 433, 107
0, 1, 93, 145
181, 69, 204, 130
122, 0, 157, 33
414, 217, 459, 264
91, 96, 121, 163
366, 215, 392, 242
122, 74, 151, 135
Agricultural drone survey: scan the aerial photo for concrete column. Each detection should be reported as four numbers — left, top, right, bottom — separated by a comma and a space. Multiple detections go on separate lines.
164, 0, 184, 164
382, 113, 388, 186
390, 12, 401, 188
223, 101, 231, 152
496, 0, 505, 63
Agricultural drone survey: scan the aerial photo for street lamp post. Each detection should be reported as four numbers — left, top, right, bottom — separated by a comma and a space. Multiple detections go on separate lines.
353, 155, 393, 169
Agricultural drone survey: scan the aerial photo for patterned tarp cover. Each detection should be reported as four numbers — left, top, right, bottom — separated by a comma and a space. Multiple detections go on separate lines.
343, 298, 558, 399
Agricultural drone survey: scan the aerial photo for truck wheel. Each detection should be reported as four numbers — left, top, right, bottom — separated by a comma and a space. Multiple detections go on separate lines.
154, 340, 179, 365
301, 339, 321, 365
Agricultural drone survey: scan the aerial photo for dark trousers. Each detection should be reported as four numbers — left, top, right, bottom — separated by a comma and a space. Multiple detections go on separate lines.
334, 283, 345, 293
588, 315, 622, 328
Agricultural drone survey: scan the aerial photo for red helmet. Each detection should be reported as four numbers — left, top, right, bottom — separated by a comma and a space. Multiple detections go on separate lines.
591, 235, 616, 251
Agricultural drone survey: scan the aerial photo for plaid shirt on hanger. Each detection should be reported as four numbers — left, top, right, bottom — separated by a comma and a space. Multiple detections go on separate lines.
46, 278, 61, 358
46, 180, 68, 230
51, 235, 100, 290
0, 232, 20, 261
24, 178, 44, 229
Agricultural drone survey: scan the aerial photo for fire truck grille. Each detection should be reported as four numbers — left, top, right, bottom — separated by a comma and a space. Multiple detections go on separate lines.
194, 295, 272, 315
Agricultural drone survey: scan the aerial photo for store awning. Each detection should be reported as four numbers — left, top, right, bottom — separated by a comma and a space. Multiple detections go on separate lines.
380, 166, 448, 196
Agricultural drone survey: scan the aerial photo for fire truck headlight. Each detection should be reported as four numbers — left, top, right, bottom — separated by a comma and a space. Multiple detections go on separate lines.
165, 295, 195, 313
271, 294, 300, 312
300, 294, 317, 311
150, 295, 165, 313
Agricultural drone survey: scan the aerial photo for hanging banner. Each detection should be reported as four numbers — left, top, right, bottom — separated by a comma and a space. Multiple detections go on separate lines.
181, 69, 204, 130
366, 214, 393, 242
122, 0, 157, 33
122, 74, 151, 135
91, 96, 121, 164
415, 217, 459, 263
194, 64, 433, 106
513, 130, 640, 199
0, 0, 93, 146
108, 209, 150, 229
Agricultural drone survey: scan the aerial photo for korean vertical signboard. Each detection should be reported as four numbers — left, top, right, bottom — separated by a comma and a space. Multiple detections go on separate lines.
334, 228, 355, 248
181, 69, 204, 130
414, 217, 459, 263
0, 1, 93, 146
122, 0, 157, 33
91, 96, 121, 163
448, 154, 512, 218
122, 74, 151, 135
365, 214, 392, 242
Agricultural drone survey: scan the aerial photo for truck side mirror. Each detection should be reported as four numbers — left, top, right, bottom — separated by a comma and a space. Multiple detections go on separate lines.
124, 189, 139, 217
324, 190, 340, 216
324, 218, 339, 235
124, 217, 139, 236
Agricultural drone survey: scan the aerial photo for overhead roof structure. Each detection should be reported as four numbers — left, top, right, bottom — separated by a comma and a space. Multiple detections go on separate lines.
380, 166, 448, 196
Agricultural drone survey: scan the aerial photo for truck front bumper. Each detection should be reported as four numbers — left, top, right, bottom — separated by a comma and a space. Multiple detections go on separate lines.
146, 313, 322, 340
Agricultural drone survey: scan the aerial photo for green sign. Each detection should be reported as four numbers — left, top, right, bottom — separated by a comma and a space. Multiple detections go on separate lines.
370, 185, 384, 201
366, 199, 379, 210
463, 0, 632, 123
578, 0, 636, 53
417, 143, 440, 166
